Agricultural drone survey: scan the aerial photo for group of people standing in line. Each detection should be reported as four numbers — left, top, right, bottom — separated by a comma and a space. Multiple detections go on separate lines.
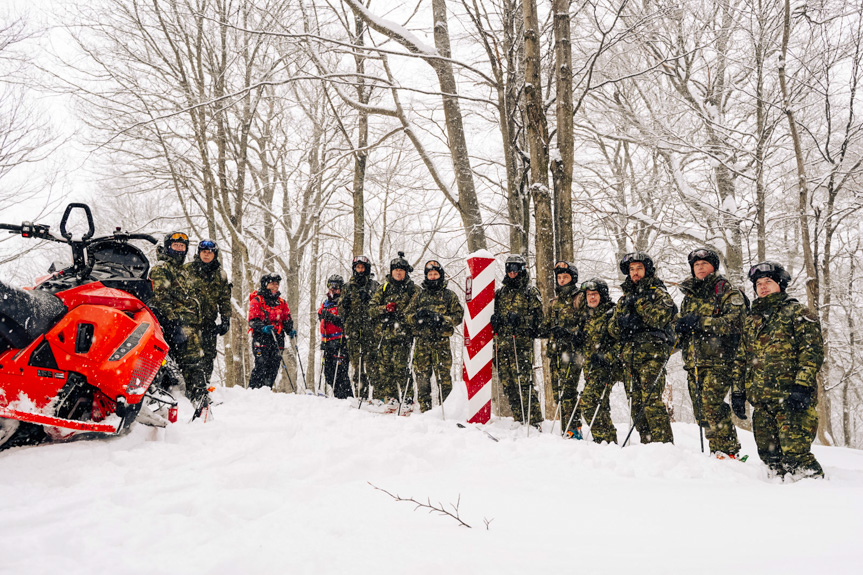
145, 229, 826, 481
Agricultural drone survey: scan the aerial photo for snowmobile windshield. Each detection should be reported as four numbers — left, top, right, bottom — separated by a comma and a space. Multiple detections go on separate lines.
87, 241, 150, 280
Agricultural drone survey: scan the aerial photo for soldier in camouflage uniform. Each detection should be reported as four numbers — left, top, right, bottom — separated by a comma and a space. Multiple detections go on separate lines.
732, 262, 825, 479
339, 255, 380, 399
491, 255, 544, 428
368, 252, 417, 403
580, 278, 620, 444
540, 261, 584, 437
675, 248, 745, 457
608, 252, 675, 444
405, 261, 464, 412
148, 231, 207, 402
185, 239, 231, 385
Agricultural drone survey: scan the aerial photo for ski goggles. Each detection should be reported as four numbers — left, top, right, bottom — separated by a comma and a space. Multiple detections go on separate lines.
199, 239, 217, 251
327, 281, 343, 290
554, 261, 573, 273
169, 232, 189, 242
505, 262, 524, 273
581, 280, 602, 292
688, 248, 713, 261
748, 262, 780, 279
620, 252, 646, 265
353, 255, 370, 266
425, 260, 441, 270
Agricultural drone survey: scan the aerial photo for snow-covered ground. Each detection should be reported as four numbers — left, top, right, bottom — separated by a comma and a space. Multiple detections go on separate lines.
2, 387, 862, 575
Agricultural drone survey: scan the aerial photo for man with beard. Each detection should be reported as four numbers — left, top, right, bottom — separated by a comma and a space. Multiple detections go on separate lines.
406, 260, 464, 412
608, 252, 676, 444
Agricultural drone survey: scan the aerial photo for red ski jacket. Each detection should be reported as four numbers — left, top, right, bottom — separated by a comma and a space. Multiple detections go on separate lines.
248, 290, 293, 348
318, 295, 344, 342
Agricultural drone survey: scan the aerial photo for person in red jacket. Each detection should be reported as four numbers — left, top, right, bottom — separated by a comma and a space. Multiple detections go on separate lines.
247, 272, 295, 389
318, 274, 351, 398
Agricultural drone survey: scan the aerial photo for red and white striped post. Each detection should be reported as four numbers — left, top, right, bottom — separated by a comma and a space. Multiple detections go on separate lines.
462, 251, 495, 424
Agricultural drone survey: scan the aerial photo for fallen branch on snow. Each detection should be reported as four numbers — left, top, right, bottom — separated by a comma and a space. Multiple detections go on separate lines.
369, 482, 492, 529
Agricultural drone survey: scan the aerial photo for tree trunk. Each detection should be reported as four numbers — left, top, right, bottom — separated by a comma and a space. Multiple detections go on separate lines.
552, 0, 573, 262
352, 15, 368, 257
522, 0, 555, 415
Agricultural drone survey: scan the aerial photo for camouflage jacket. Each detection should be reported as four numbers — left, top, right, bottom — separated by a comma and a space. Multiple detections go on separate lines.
339, 274, 380, 337
149, 254, 202, 327
184, 256, 231, 327
405, 280, 464, 341
581, 299, 618, 373
494, 273, 543, 339
369, 274, 417, 341
677, 273, 746, 368
608, 275, 676, 347
732, 292, 824, 406
540, 283, 582, 355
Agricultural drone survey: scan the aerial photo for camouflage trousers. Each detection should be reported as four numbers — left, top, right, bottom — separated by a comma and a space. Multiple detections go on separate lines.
413, 337, 452, 412
581, 366, 618, 444
346, 331, 377, 399
168, 325, 207, 402
752, 401, 823, 477
686, 365, 740, 455
200, 324, 218, 384
375, 336, 412, 401
549, 345, 582, 434
622, 342, 674, 444
495, 336, 543, 426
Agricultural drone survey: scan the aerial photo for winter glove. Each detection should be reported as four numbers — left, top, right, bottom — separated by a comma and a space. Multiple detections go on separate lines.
674, 314, 701, 336
171, 324, 188, 347
590, 352, 611, 370
288, 329, 297, 339
507, 311, 522, 328
415, 308, 432, 325
215, 317, 230, 336
325, 309, 344, 328
571, 329, 585, 348
616, 313, 643, 337
550, 325, 569, 340
428, 312, 445, 329
785, 385, 813, 412
730, 392, 747, 420
261, 325, 275, 336
490, 313, 502, 331
385, 302, 398, 313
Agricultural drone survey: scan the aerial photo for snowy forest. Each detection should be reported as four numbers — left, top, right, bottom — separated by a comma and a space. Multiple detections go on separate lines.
2, 0, 863, 451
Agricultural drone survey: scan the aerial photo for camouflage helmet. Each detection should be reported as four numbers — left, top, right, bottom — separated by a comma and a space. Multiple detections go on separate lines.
619, 251, 655, 278
748, 261, 791, 292
581, 277, 610, 303
390, 251, 413, 273
687, 247, 720, 276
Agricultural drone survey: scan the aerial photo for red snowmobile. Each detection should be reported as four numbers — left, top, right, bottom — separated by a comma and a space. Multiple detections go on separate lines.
0, 203, 177, 450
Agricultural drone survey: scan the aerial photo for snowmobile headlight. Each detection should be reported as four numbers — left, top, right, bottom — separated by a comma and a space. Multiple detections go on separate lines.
109, 323, 150, 361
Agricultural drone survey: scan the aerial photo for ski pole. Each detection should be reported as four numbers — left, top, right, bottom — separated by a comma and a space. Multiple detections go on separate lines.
329, 341, 345, 398
397, 339, 416, 416
622, 337, 679, 448
291, 336, 307, 391
271, 331, 296, 393
695, 356, 705, 454
357, 350, 366, 409
316, 350, 325, 396
434, 349, 446, 421
563, 391, 584, 438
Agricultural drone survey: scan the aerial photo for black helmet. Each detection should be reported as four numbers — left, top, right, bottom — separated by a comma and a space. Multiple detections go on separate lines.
504, 254, 527, 275
553, 260, 578, 285
619, 251, 655, 278
327, 274, 344, 290
581, 278, 610, 303
687, 247, 720, 276
390, 251, 413, 273
352, 255, 371, 277
260, 272, 282, 292
197, 238, 219, 258
162, 231, 189, 261
748, 261, 791, 292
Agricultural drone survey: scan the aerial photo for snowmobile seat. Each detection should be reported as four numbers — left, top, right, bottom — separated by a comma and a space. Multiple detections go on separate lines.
0, 280, 67, 353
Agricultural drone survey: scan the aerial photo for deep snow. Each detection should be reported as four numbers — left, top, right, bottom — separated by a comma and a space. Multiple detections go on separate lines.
1, 387, 862, 575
